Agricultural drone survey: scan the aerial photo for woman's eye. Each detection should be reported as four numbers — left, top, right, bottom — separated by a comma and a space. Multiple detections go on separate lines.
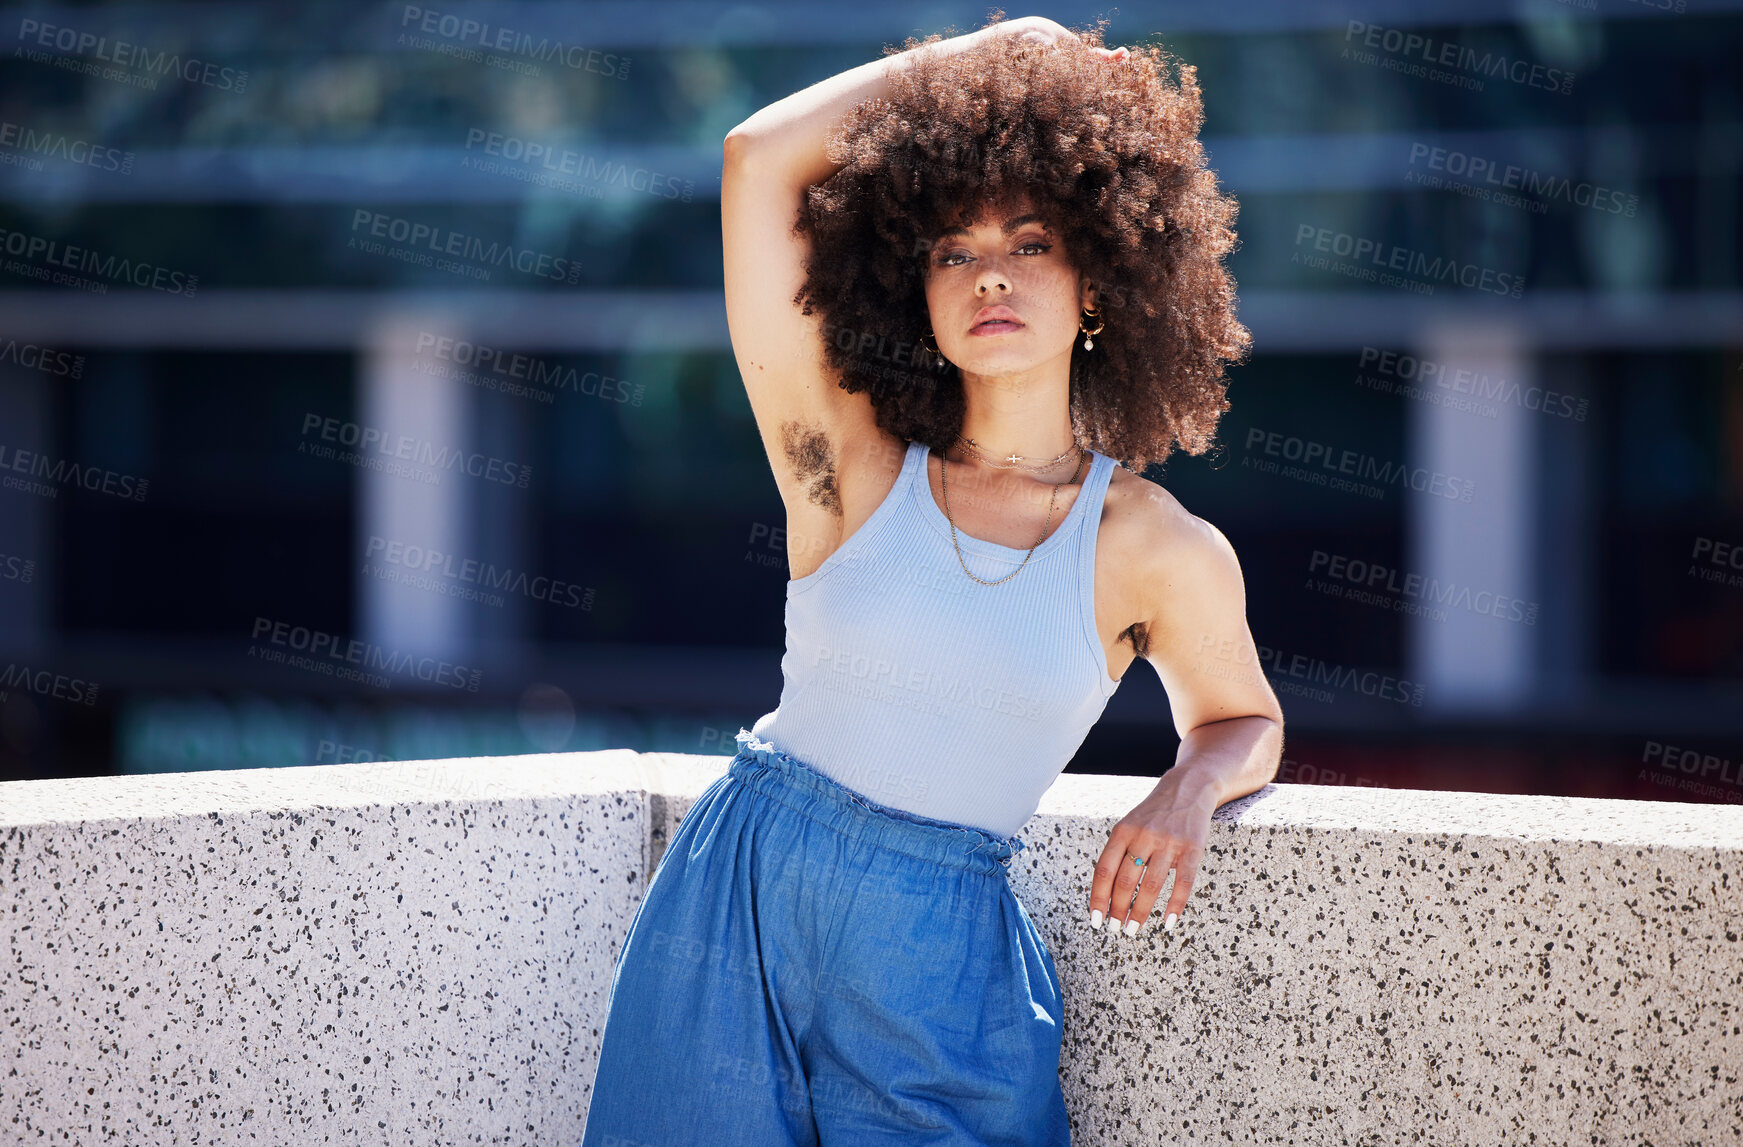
938, 242, 1050, 266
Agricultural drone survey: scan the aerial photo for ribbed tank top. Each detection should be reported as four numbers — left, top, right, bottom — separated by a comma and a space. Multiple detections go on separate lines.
749, 438, 1124, 838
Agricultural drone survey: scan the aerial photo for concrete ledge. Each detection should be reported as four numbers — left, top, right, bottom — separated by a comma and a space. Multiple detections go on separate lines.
3, 752, 1740, 1144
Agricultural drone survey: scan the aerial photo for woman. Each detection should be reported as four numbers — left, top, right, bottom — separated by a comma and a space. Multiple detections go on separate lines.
581, 14, 1283, 1144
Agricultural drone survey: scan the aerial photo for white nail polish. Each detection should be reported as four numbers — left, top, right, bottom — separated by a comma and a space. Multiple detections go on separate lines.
1164, 912, 1178, 931
1103, 913, 1120, 933
1123, 918, 1140, 938
1089, 909, 1102, 929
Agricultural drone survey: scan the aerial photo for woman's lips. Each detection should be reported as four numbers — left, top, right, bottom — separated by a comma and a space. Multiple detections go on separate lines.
969, 320, 1024, 335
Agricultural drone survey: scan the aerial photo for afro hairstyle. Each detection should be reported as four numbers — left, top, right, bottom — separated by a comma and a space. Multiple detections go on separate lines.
790, 13, 1252, 474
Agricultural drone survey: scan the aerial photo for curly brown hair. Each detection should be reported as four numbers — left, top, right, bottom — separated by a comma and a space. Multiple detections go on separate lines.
791, 14, 1251, 474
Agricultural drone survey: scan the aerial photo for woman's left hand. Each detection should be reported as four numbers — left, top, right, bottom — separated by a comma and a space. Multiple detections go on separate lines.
1088, 782, 1215, 938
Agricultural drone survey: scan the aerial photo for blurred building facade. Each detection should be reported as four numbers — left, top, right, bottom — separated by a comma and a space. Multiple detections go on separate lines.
0, 1, 1739, 803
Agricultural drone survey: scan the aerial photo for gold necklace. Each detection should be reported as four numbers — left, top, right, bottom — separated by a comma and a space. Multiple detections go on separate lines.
954, 434, 1078, 473
939, 445, 1087, 586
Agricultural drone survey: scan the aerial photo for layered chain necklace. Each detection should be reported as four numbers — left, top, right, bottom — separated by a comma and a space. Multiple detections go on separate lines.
955, 434, 1079, 473
940, 434, 1087, 586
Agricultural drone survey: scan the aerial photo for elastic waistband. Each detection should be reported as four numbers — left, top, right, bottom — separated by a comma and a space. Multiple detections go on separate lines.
729, 728, 1027, 877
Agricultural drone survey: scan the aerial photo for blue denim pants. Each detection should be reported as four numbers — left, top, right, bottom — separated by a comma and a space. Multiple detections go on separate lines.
580, 728, 1071, 1146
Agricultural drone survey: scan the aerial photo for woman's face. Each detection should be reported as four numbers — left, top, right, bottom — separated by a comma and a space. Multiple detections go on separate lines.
921, 195, 1092, 380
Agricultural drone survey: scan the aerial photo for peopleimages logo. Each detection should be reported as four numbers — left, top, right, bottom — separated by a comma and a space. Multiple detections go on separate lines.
298, 413, 532, 489
1640, 740, 1741, 803
1293, 224, 1525, 298
248, 616, 482, 692
14, 18, 249, 91
1689, 535, 1743, 591
398, 5, 627, 77
0, 225, 198, 296
363, 535, 594, 610
808, 643, 1046, 721
1356, 346, 1589, 423
0, 441, 149, 501
0, 551, 35, 583
1404, 143, 1638, 217
1307, 550, 1539, 625
1195, 633, 1425, 708
348, 209, 583, 284
1242, 426, 1477, 504
1342, 20, 1575, 95
461, 129, 691, 201
0, 662, 99, 706
413, 332, 642, 406
0, 119, 133, 174
0, 337, 84, 379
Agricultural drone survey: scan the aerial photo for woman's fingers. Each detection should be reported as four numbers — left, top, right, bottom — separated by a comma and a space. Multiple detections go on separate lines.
1129, 847, 1199, 937
1103, 844, 1149, 929
1159, 848, 1201, 932
1088, 827, 1126, 927
996, 18, 1128, 60
1091, 835, 1198, 938
1113, 842, 1172, 937
1000, 15, 1076, 48
1093, 827, 1161, 933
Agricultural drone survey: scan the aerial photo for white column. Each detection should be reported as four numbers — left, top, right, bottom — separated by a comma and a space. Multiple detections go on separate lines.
358, 311, 474, 663
1406, 322, 1537, 714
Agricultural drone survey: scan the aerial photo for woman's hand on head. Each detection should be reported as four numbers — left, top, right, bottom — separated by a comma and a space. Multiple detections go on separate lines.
989, 16, 1129, 60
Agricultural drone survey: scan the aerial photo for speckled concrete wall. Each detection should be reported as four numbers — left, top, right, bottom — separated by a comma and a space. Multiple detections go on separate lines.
3, 751, 1739, 1144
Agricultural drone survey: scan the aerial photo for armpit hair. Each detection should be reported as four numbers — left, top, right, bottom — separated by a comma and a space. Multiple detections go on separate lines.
780, 419, 842, 517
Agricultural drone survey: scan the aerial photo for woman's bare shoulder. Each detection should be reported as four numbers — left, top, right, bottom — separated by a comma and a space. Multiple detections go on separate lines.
1100, 463, 1244, 621
1102, 464, 1200, 557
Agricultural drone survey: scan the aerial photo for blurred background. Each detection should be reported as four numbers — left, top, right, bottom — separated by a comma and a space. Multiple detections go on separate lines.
0, 1, 1738, 806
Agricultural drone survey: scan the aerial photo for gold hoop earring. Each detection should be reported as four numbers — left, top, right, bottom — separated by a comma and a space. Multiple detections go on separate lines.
918, 327, 950, 372
1079, 305, 1106, 351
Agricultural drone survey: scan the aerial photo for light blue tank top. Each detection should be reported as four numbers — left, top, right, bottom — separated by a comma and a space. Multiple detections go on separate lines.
750, 438, 1124, 838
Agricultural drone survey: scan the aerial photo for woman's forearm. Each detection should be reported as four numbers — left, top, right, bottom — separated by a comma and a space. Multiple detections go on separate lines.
723, 24, 997, 189
1163, 715, 1283, 811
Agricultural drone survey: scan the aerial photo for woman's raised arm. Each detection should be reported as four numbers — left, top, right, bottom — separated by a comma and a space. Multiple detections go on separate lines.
719, 19, 1096, 519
